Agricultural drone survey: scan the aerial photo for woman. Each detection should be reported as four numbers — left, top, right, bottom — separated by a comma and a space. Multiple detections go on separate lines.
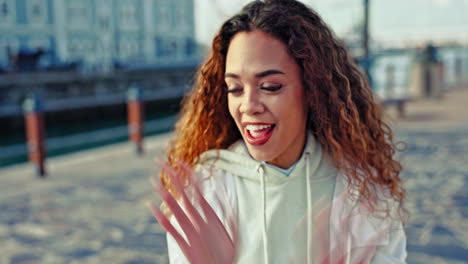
150, 0, 407, 263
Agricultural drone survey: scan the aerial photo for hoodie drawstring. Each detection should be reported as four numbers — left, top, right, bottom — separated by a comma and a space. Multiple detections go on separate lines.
257, 163, 269, 264
257, 151, 316, 264
305, 152, 312, 264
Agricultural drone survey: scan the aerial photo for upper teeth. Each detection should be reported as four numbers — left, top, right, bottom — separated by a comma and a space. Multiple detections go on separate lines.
246, 124, 272, 131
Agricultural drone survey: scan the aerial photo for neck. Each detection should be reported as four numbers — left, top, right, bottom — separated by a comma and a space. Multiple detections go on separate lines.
267, 130, 308, 169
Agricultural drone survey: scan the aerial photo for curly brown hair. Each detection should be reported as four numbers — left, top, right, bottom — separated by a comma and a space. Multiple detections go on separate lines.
163, 0, 406, 220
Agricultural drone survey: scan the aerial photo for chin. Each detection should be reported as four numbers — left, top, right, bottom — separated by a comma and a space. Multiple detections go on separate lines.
246, 146, 275, 163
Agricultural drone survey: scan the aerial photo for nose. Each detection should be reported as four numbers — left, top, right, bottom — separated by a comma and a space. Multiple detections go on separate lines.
239, 88, 264, 115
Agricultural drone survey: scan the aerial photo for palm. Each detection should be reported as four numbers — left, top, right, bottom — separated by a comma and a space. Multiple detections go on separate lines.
149, 162, 237, 264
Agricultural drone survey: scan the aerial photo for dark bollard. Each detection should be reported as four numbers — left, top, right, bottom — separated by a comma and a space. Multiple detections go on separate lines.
127, 85, 144, 155
385, 63, 396, 98
23, 95, 47, 177
397, 100, 406, 118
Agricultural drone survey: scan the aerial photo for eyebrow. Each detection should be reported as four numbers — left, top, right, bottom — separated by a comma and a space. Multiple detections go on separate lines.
224, 69, 285, 79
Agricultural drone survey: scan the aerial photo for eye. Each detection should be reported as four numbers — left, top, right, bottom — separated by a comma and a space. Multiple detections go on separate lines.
260, 84, 283, 92
226, 86, 243, 94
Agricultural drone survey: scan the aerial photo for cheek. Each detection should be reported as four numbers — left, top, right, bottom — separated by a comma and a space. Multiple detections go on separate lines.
227, 96, 238, 121
279, 89, 305, 113
294, 84, 307, 112
285, 87, 307, 124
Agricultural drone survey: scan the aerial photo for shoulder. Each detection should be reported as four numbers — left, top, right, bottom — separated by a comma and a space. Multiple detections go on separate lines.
192, 164, 239, 219
333, 174, 406, 247
194, 163, 237, 192
334, 173, 402, 219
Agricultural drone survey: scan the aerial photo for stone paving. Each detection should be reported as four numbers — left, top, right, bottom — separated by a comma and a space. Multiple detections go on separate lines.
1, 88, 468, 264
392, 88, 468, 264
0, 135, 171, 264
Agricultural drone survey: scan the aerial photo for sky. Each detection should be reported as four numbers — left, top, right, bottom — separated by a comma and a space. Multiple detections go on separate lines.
194, 0, 468, 47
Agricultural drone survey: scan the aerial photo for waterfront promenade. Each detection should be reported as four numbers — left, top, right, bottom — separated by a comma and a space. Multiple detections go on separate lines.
1, 87, 468, 264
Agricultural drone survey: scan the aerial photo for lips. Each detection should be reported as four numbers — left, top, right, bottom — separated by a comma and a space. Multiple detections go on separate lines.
243, 123, 276, 146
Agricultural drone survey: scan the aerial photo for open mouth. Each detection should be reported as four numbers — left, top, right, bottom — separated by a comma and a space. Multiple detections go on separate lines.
245, 124, 276, 146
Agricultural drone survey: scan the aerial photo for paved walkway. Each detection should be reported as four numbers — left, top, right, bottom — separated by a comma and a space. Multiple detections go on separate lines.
1, 134, 172, 264
391, 87, 468, 264
1, 87, 467, 264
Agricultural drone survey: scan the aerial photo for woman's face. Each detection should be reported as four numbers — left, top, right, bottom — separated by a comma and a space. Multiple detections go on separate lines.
225, 30, 308, 169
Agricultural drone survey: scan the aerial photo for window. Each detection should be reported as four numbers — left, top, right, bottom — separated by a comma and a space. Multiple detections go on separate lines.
155, 4, 170, 28
96, 0, 112, 30
1, 3, 8, 16
155, 37, 177, 59
98, 16, 110, 30
66, 0, 89, 28
176, 6, 189, 29
119, 37, 140, 60
185, 38, 196, 57
170, 4, 177, 27
118, 0, 140, 30
32, 5, 40, 16
0, 0, 15, 25
67, 37, 95, 59
27, 0, 47, 25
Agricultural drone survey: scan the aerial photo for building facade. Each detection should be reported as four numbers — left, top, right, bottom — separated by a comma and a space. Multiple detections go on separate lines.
0, 0, 198, 72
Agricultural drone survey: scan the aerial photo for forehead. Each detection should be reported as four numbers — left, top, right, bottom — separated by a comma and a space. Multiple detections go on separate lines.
225, 30, 297, 75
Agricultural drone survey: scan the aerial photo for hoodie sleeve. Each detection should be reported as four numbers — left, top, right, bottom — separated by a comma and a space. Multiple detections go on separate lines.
166, 166, 238, 263
347, 199, 407, 264
370, 220, 407, 264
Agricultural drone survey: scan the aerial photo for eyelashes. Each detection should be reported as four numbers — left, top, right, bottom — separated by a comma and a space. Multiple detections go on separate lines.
261, 84, 282, 92
226, 85, 283, 94
226, 87, 242, 94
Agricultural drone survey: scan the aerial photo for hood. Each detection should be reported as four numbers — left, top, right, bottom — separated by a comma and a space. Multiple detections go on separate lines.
198, 132, 336, 185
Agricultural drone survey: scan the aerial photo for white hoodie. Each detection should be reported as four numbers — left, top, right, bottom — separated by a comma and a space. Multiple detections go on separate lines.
167, 134, 407, 264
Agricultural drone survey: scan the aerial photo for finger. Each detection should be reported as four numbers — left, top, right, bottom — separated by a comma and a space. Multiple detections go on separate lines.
153, 157, 166, 166
193, 184, 237, 263
150, 177, 202, 247
162, 163, 207, 229
213, 193, 237, 245
177, 158, 197, 183
210, 193, 236, 248
176, 160, 208, 217
179, 164, 236, 261
227, 215, 238, 246
147, 202, 192, 257
193, 179, 230, 232
176, 159, 226, 229
176, 160, 237, 263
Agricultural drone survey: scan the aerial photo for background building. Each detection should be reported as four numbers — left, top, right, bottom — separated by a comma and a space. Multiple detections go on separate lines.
0, 0, 199, 72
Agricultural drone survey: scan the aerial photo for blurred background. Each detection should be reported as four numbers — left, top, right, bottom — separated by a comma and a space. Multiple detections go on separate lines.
0, 0, 467, 263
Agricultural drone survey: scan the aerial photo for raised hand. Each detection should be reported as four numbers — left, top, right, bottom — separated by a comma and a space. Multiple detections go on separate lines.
148, 161, 237, 264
